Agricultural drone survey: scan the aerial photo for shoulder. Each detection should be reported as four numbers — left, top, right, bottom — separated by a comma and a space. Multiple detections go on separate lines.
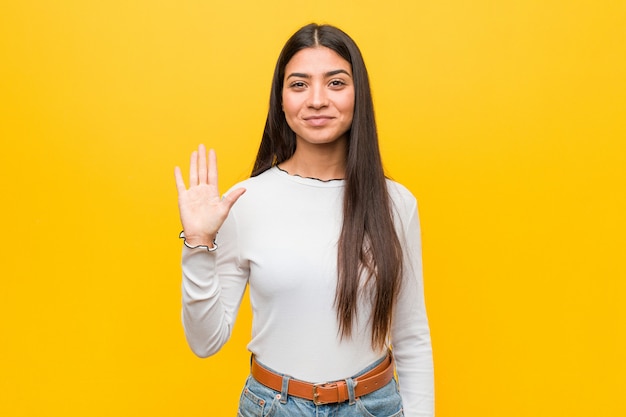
386, 178, 418, 214
386, 179, 422, 238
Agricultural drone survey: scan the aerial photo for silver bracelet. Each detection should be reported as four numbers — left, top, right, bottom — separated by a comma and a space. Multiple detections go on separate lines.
179, 231, 218, 252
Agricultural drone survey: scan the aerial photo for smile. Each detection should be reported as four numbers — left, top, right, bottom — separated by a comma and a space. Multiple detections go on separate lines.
304, 116, 334, 127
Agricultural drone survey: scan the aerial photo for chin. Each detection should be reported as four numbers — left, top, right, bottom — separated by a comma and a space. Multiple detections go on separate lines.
299, 132, 348, 146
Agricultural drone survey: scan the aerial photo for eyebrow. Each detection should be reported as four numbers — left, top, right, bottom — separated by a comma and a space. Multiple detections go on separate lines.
286, 69, 352, 79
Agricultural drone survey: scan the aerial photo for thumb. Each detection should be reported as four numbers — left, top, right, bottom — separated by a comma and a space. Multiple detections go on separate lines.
221, 187, 246, 210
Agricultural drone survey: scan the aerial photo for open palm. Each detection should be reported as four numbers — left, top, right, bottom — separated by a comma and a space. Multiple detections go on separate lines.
174, 144, 246, 246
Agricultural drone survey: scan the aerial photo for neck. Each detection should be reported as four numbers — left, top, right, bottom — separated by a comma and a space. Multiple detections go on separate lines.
280, 140, 347, 181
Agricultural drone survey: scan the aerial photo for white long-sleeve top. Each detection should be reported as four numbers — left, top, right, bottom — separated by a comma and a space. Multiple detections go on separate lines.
181, 166, 434, 416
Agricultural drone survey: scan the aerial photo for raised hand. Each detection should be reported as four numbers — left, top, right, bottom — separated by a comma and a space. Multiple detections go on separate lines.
174, 144, 246, 246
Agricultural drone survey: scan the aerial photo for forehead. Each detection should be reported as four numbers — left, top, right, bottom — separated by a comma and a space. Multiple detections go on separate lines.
284, 46, 352, 75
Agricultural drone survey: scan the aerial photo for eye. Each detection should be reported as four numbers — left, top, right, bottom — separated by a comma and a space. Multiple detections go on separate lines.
289, 81, 307, 89
329, 79, 347, 88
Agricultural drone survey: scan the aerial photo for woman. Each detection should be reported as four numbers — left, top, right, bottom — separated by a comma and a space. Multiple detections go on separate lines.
175, 23, 434, 417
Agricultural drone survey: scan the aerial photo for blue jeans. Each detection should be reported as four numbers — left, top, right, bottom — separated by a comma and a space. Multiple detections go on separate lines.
237, 356, 404, 417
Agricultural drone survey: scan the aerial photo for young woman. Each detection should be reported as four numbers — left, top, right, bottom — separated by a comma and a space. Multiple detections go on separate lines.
175, 23, 434, 417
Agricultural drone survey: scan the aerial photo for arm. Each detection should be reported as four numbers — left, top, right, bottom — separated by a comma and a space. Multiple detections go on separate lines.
175, 145, 247, 357
391, 200, 435, 417
181, 210, 249, 357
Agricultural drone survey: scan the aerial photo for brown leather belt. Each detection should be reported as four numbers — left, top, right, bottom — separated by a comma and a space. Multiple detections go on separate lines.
250, 353, 395, 405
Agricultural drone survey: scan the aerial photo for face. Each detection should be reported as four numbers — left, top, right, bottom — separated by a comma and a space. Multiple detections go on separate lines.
282, 47, 355, 148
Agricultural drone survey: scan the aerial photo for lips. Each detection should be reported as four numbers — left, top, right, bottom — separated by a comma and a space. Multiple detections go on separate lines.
303, 115, 334, 127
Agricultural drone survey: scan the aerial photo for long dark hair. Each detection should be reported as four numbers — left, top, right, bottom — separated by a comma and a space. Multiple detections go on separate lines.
252, 23, 403, 350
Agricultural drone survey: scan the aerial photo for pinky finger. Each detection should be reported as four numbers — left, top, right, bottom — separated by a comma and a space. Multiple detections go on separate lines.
174, 166, 187, 194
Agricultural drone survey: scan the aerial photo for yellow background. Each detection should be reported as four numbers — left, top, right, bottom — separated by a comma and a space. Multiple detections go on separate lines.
1, 1, 624, 416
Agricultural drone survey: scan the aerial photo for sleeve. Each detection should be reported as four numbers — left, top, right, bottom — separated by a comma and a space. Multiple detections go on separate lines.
391, 198, 435, 417
181, 208, 250, 357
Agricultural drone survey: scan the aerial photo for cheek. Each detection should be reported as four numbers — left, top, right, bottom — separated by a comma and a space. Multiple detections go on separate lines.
281, 98, 298, 130
281, 94, 298, 118
341, 98, 355, 121
339, 91, 355, 118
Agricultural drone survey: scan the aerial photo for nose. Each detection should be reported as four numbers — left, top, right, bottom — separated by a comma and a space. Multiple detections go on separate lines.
307, 83, 329, 109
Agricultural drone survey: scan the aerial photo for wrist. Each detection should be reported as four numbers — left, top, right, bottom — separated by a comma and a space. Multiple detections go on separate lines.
179, 231, 218, 251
